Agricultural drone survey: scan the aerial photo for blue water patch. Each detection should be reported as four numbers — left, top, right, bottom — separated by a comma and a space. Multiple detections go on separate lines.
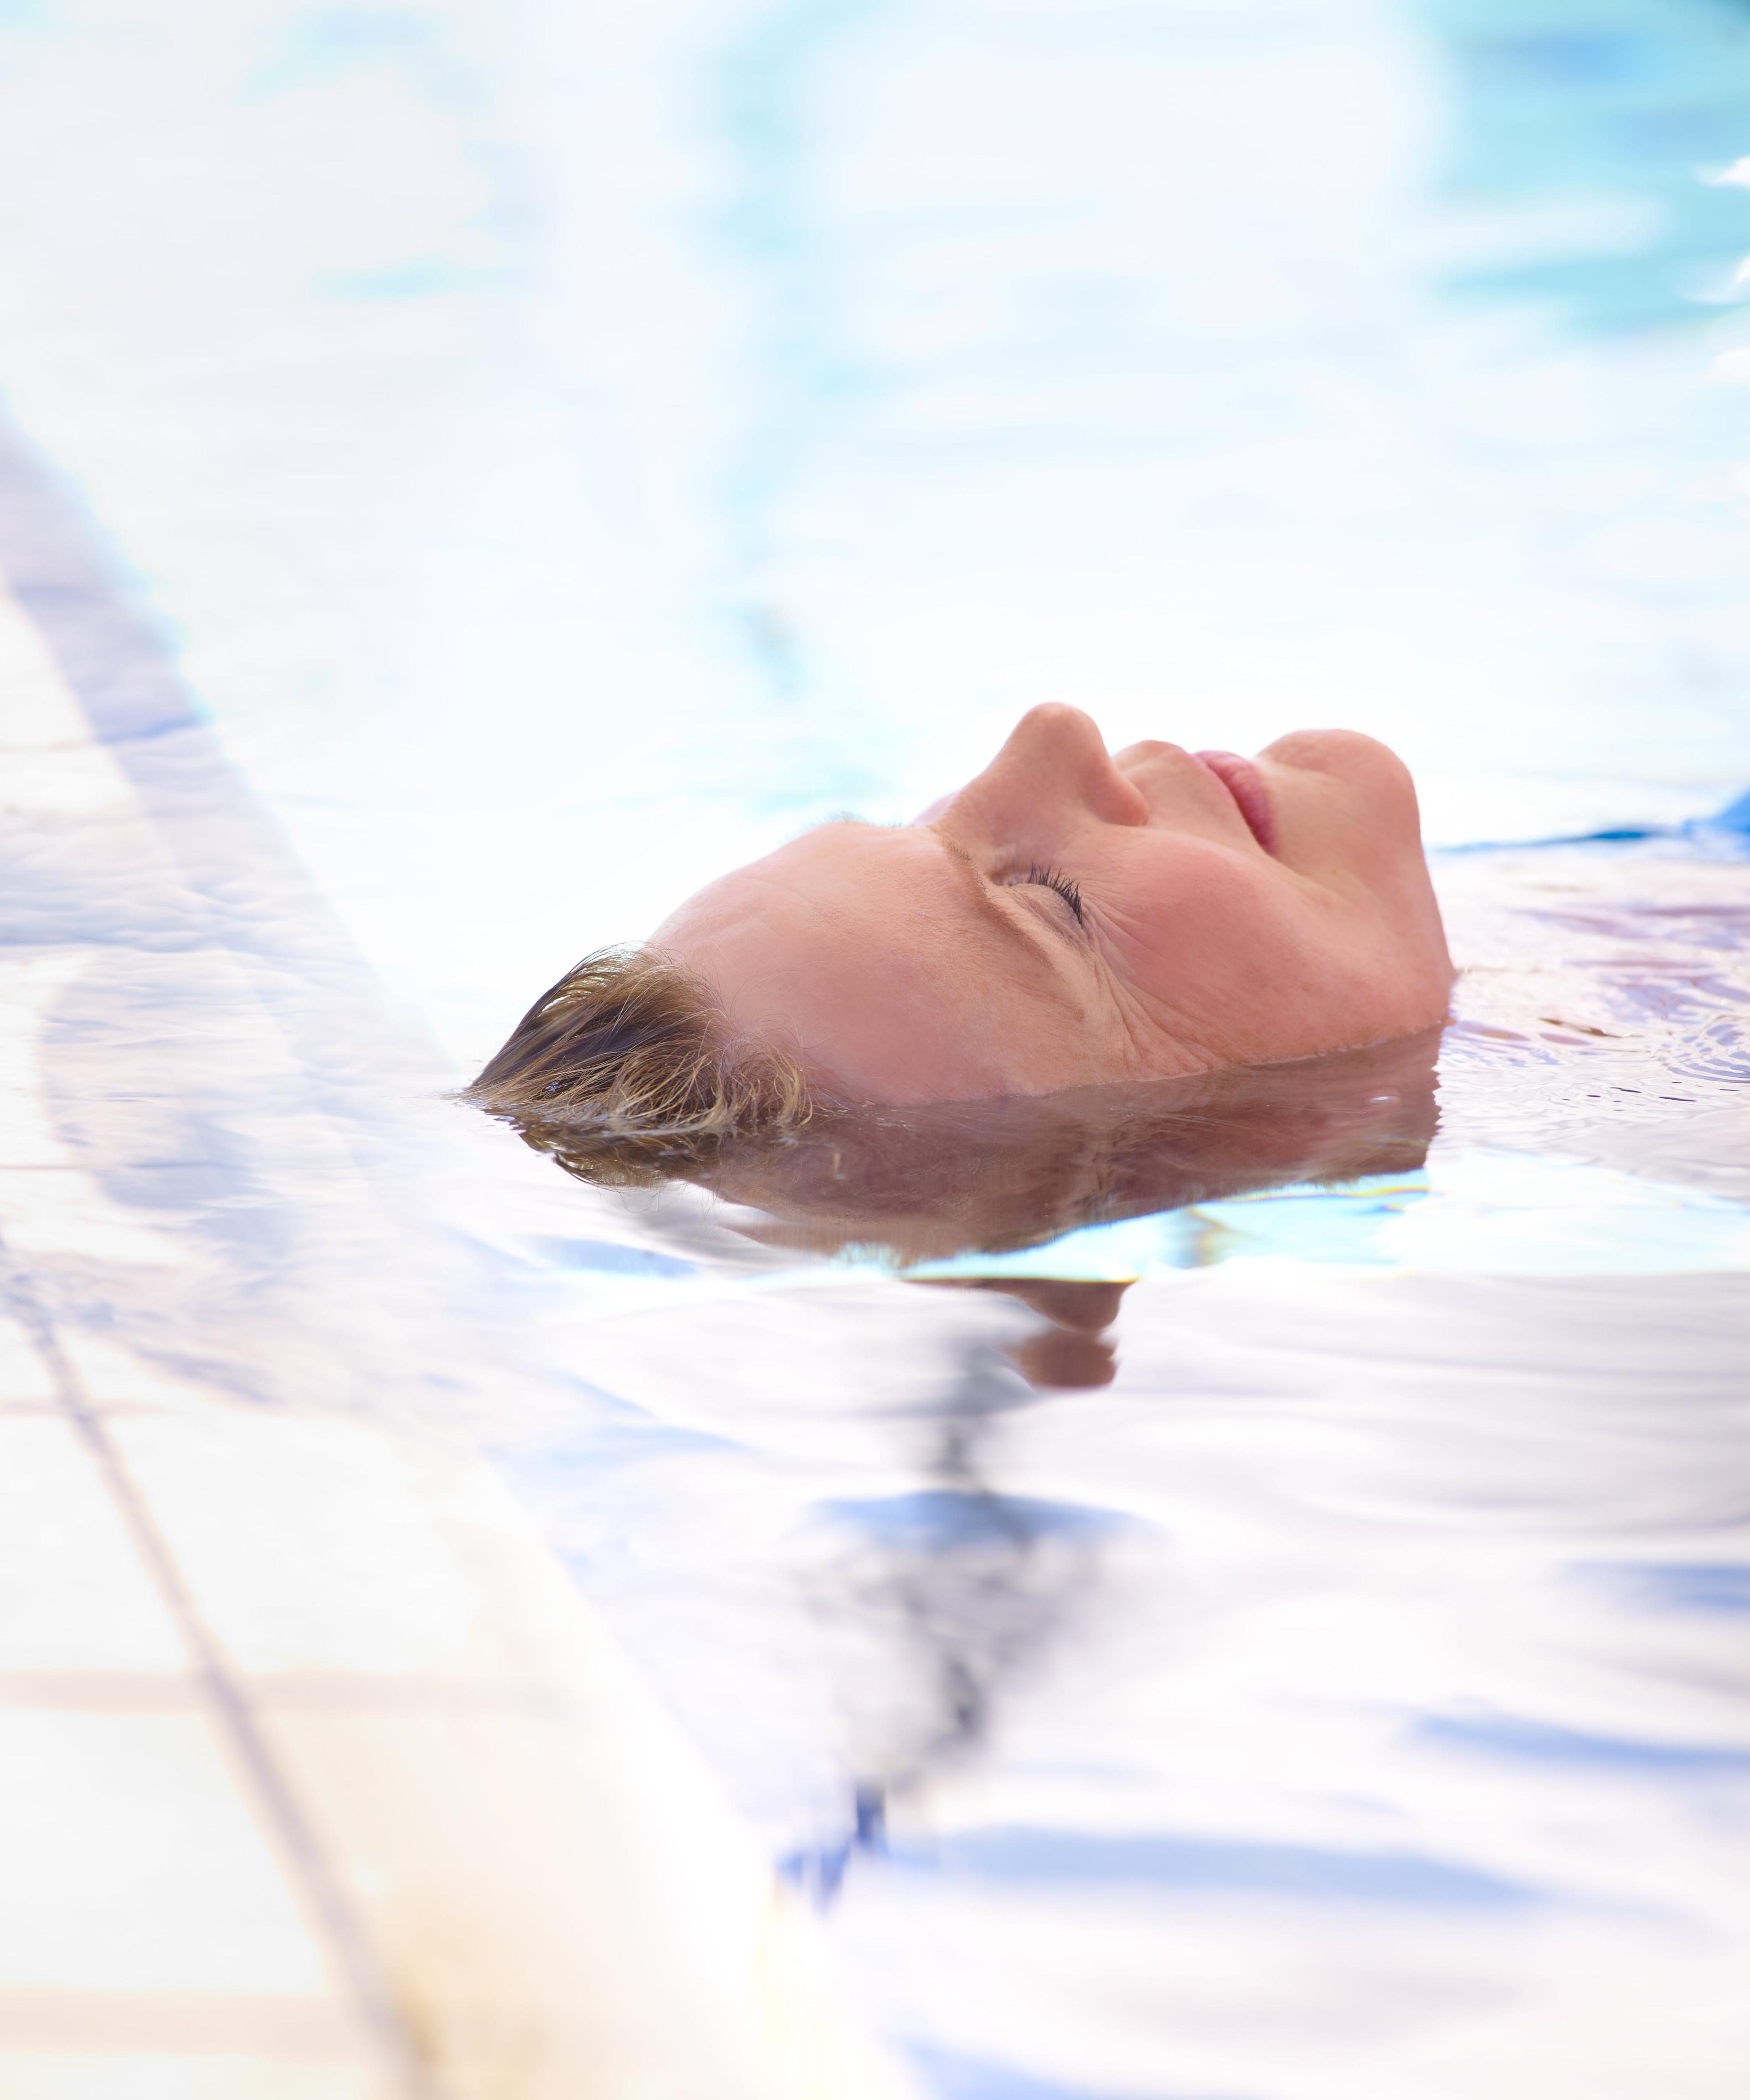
496, 1424, 747, 1581
905, 1827, 1544, 1908
523, 1236, 699, 1280
1416, 1713, 1750, 1776
1438, 793, 1750, 852
815, 1490, 1126, 1550
895, 1174, 1431, 1287
1578, 1561, 1750, 1616
906, 2042, 1248, 2100
1421, 0, 1750, 333
0, 415, 212, 746
1195, 1178, 1428, 1267
245, 6, 475, 109
499, 1419, 740, 1487
1712, 788, 1750, 834
897, 1209, 1205, 1285
778, 1784, 888, 1904
317, 260, 507, 301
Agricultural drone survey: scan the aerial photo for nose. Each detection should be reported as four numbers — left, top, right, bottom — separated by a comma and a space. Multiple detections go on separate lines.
943, 705, 1150, 834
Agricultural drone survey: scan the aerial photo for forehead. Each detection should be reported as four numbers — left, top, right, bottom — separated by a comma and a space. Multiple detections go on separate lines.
757, 818, 973, 913
668, 819, 1004, 945
659, 823, 1099, 1102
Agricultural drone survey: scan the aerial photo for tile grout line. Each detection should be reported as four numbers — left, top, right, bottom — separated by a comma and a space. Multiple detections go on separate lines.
0, 1248, 439, 2100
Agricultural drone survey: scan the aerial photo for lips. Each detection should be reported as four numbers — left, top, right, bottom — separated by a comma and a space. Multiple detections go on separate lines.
1193, 750, 1277, 854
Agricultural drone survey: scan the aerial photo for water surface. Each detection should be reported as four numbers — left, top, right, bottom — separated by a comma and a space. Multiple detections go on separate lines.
481, 831, 1749, 2098
0, 2, 1746, 2095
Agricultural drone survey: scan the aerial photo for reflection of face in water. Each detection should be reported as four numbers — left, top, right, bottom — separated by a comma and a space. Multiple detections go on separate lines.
807, 1331, 1118, 1872
923, 1278, 1132, 1390
726, 1031, 1441, 1864
811, 1280, 1127, 1836
716, 1025, 1443, 1271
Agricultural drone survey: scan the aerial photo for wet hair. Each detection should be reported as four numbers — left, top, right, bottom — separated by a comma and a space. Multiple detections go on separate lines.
457, 945, 814, 1186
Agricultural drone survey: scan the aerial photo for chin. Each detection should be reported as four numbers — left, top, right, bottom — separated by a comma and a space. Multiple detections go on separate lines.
1266, 728, 1425, 843
1262, 726, 1408, 778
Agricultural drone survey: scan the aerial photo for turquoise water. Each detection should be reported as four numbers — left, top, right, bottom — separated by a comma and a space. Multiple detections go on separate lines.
1, 2, 1748, 2095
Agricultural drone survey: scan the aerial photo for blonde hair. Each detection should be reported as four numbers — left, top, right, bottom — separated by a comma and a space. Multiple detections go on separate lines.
457, 946, 814, 1186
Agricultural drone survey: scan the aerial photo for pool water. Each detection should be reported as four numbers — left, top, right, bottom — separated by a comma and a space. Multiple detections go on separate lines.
477, 830, 1750, 2100
1, 1, 1747, 2095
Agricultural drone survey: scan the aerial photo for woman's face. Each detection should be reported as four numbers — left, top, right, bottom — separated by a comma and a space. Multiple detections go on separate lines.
657, 707, 1452, 1103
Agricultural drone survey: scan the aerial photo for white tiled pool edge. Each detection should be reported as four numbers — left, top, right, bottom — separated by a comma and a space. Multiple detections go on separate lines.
0, 1296, 921, 2099
0, 512, 919, 2098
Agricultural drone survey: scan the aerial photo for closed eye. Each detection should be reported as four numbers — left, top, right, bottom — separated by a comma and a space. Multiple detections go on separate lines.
1020, 863, 1084, 925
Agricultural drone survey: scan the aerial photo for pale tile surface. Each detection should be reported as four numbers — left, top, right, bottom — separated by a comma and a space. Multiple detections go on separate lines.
0, 437, 918, 2100
0, 503, 399, 2098
0, 955, 86, 1166
0, 1317, 55, 1403
53, 1334, 225, 1412
111, 1416, 513, 1682
0, 1710, 334, 1994
0, 2054, 381, 2100
0, 1988, 372, 2058
0, 1418, 187, 1671
0, 1167, 180, 1266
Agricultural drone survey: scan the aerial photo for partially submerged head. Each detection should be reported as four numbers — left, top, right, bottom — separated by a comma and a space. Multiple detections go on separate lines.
462, 708, 1451, 1173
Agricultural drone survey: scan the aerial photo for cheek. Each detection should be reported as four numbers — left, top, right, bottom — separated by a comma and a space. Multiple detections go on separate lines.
1097, 841, 1452, 1061
1096, 852, 1328, 1004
